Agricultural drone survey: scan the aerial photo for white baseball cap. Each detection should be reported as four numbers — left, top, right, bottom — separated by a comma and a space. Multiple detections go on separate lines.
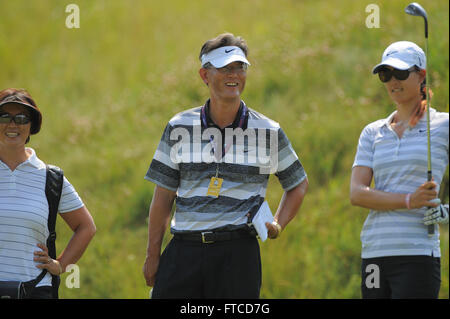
201, 46, 250, 68
372, 41, 426, 74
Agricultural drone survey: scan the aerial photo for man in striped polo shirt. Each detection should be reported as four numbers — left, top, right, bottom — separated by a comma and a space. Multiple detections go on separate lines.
143, 33, 308, 298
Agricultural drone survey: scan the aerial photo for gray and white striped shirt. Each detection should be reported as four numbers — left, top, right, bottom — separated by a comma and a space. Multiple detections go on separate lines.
145, 102, 307, 233
353, 108, 449, 258
0, 148, 84, 286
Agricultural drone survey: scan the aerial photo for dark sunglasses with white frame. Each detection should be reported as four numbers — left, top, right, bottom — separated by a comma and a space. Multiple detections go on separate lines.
378, 66, 419, 83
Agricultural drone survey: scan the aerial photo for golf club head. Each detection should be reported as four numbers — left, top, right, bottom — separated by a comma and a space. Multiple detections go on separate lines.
405, 2, 428, 38
405, 2, 427, 19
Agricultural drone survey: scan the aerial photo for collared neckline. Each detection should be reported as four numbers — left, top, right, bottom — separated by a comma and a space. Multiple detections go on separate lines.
379, 107, 436, 130
24, 147, 45, 169
0, 147, 45, 170
201, 99, 248, 130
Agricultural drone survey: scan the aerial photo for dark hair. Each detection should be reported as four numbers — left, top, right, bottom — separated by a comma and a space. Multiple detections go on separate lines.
0, 88, 42, 143
199, 32, 249, 62
409, 71, 433, 127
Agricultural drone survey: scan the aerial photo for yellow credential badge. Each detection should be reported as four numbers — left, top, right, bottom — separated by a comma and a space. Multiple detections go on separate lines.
206, 177, 224, 198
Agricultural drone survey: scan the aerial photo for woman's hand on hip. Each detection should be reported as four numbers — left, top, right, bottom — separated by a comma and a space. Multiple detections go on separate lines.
34, 243, 63, 275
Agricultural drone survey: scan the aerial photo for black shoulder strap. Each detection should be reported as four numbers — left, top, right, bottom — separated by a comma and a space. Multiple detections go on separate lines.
23, 165, 64, 298
45, 165, 64, 298
45, 165, 64, 258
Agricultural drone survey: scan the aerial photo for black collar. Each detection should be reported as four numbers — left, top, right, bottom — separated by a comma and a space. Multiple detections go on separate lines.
201, 99, 248, 130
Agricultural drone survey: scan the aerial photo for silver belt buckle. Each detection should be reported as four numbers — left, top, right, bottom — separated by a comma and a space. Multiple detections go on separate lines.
201, 231, 214, 244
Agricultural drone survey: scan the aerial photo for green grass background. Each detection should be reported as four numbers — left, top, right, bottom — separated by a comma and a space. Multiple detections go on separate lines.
0, 0, 448, 298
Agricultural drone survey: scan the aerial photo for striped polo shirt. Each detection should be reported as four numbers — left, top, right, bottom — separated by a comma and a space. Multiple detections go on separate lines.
145, 100, 307, 233
0, 148, 84, 286
353, 108, 449, 258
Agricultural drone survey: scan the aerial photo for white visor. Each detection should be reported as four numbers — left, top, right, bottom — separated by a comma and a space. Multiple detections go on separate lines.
201, 46, 250, 68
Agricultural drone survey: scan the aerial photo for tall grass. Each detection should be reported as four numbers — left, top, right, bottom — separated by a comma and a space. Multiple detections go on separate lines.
0, 0, 448, 298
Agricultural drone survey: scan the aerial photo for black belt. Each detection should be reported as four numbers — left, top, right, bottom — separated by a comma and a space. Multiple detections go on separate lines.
174, 229, 255, 244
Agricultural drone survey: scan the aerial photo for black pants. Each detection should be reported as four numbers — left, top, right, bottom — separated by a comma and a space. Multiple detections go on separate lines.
361, 255, 441, 299
152, 236, 262, 298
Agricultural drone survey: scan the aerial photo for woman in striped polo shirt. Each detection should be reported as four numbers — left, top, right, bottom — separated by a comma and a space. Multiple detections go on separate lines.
350, 41, 449, 298
0, 88, 96, 298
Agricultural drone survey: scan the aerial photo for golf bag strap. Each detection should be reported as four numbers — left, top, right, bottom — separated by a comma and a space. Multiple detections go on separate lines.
45, 164, 64, 298
21, 165, 64, 298
22, 269, 48, 292
45, 165, 63, 258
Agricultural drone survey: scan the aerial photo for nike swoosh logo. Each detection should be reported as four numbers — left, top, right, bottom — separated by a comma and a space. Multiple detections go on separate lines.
386, 50, 398, 57
419, 129, 427, 133
225, 48, 235, 53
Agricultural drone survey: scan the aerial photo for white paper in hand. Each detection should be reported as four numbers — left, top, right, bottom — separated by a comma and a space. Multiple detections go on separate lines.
252, 201, 274, 242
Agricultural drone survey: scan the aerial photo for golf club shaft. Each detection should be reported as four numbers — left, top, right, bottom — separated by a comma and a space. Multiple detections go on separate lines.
425, 37, 435, 236
404, 2, 434, 236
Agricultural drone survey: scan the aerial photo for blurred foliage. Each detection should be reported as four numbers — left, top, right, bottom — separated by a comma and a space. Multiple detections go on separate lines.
0, 0, 448, 298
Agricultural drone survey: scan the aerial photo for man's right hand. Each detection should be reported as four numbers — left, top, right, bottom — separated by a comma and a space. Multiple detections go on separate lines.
143, 185, 176, 287
143, 256, 159, 287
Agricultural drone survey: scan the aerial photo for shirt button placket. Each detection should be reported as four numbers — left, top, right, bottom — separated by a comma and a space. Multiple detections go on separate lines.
392, 132, 400, 159
10, 172, 16, 195
396, 139, 401, 157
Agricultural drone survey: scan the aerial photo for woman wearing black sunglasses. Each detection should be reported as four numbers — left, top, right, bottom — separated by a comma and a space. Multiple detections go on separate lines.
0, 88, 96, 298
350, 41, 449, 298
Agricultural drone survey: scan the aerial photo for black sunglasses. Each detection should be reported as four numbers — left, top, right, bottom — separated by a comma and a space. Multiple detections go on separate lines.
0, 113, 31, 125
378, 67, 418, 83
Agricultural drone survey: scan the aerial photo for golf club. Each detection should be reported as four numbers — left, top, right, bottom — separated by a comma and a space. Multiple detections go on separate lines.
404, 2, 434, 236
